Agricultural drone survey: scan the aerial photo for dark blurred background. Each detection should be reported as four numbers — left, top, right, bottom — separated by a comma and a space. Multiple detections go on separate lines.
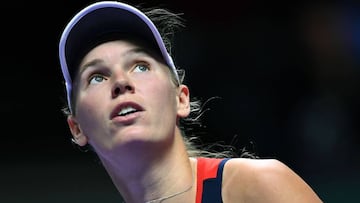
2, 0, 359, 202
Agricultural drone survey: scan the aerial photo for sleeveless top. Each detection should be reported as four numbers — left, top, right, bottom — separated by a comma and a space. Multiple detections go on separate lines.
196, 157, 230, 203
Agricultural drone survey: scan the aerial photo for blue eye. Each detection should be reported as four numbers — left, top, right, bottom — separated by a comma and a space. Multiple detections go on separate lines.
89, 74, 107, 84
133, 64, 149, 72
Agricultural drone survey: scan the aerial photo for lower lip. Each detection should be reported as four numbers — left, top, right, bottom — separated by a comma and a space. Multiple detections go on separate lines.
112, 111, 142, 124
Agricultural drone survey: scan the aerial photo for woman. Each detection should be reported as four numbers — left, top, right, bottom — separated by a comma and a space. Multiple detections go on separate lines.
58, 1, 323, 202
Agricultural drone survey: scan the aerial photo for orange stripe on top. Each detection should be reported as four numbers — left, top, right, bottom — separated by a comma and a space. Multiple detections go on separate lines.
196, 157, 223, 203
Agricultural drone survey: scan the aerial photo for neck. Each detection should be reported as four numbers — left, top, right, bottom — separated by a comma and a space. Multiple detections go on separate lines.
100, 132, 196, 203
144, 166, 195, 203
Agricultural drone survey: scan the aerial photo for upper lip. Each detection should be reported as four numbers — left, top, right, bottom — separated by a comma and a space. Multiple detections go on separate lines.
110, 101, 144, 119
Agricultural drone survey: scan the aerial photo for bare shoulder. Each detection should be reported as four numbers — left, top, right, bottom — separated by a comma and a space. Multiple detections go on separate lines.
221, 158, 323, 203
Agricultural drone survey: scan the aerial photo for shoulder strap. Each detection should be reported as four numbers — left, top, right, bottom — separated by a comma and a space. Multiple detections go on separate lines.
196, 158, 230, 203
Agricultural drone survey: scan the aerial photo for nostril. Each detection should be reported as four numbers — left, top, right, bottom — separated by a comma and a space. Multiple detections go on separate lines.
113, 87, 121, 96
125, 85, 133, 91
112, 84, 133, 97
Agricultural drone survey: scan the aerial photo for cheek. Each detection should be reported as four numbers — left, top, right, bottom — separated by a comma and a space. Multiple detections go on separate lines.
75, 99, 108, 144
147, 81, 178, 114
145, 77, 175, 98
76, 84, 109, 109
75, 90, 107, 125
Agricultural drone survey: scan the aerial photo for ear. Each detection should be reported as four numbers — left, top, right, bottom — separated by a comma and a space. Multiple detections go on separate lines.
67, 115, 88, 146
177, 84, 190, 118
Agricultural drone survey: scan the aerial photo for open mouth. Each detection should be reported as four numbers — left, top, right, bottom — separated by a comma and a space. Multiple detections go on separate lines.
118, 106, 139, 116
111, 102, 144, 119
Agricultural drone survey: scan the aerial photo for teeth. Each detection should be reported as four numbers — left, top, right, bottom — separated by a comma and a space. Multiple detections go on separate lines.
118, 106, 137, 116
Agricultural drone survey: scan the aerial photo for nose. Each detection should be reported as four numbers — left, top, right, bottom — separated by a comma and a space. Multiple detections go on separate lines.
111, 78, 134, 98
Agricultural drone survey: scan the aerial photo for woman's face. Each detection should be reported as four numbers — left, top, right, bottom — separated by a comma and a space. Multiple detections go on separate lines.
67, 40, 189, 157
